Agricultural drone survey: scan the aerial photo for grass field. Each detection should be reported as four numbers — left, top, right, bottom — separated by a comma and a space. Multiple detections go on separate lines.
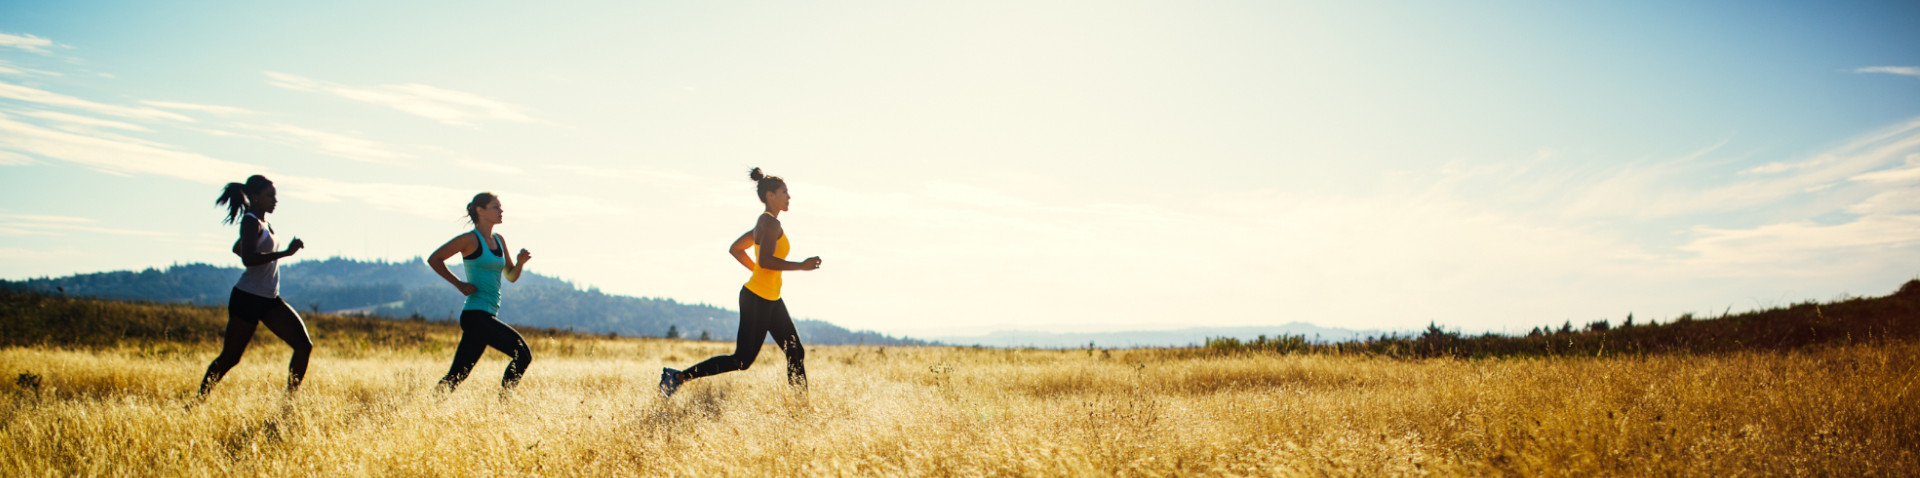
1, 290, 1918, 476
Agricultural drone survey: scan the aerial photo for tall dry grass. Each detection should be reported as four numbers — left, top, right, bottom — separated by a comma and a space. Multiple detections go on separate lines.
3, 334, 1916, 476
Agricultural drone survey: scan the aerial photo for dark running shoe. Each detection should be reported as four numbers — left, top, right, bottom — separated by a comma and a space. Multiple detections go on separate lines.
659, 367, 684, 398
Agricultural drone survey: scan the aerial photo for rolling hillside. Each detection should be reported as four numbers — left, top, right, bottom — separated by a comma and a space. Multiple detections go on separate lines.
0, 257, 928, 346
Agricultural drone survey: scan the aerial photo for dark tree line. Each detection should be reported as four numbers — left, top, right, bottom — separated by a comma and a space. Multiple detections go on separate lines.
1203, 280, 1920, 359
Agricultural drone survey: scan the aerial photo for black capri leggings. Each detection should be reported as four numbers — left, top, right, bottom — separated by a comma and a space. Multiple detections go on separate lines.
199, 288, 314, 395
684, 287, 807, 387
438, 309, 533, 391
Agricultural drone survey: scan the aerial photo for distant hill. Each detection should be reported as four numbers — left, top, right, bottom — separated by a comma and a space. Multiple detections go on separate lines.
0, 257, 929, 346
932, 323, 1387, 349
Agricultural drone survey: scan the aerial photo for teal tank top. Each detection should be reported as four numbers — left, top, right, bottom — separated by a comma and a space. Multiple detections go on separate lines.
462, 230, 506, 314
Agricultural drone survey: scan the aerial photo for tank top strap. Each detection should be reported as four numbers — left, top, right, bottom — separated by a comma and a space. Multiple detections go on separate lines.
462, 229, 504, 260
244, 212, 271, 233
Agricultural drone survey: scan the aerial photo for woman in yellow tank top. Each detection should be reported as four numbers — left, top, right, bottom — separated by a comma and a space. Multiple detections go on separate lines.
661, 167, 822, 397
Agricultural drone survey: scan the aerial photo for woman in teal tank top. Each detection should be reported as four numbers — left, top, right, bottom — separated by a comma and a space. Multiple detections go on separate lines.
427, 192, 535, 396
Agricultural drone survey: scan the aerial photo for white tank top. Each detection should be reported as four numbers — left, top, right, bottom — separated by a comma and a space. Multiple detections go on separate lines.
233, 213, 280, 298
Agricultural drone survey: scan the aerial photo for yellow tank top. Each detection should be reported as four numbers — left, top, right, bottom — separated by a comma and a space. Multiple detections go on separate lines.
743, 213, 790, 301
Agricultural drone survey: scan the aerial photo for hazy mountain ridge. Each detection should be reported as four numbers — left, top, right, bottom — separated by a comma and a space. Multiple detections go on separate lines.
0, 257, 929, 346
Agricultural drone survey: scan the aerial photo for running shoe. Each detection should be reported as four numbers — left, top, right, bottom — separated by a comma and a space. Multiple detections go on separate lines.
659, 367, 684, 398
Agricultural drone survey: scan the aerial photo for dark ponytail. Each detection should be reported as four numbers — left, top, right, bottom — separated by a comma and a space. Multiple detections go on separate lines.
465, 192, 499, 225
749, 167, 785, 203
216, 175, 273, 224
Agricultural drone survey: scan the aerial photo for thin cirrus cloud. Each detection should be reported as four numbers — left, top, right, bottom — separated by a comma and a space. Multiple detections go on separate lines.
277, 175, 626, 223
1855, 66, 1920, 79
0, 54, 606, 226
0, 106, 622, 224
0, 32, 59, 54
0, 60, 62, 77
0, 150, 34, 165
0, 110, 253, 184
0, 81, 193, 122
263, 71, 535, 127
0, 213, 176, 238
1552, 118, 1920, 220
1681, 215, 1920, 274
1849, 153, 1920, 184
18, 110, 150, 132
1192, 115, 1920, 321
450, 158, 524, 175
1562, 117, 1920, 275
138, 100, 253, 116
248, 123, 417, 165
1079, 115, 1920, 289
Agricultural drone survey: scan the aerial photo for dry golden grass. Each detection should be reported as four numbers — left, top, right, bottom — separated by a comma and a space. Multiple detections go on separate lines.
2, 333, 1917, 476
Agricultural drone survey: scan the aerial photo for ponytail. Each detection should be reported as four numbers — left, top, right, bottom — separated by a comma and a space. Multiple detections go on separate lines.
215, 175, 273, 224
465, 192, 499, 225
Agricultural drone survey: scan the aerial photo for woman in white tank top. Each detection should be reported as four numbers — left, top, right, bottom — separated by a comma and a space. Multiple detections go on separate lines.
197, 175, 314, 398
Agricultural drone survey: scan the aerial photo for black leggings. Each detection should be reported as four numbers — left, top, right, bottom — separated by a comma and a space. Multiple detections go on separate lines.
200, 288, 314, 395
438, 309, 533, 392
684, 287, 807, 387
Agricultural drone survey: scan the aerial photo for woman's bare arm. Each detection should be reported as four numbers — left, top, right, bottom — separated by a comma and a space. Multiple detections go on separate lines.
426, 234, 478, 296
729, 230, 757, 272
500, 234, 531, 282
753, 215, 820, 271
234, 216, 301, 267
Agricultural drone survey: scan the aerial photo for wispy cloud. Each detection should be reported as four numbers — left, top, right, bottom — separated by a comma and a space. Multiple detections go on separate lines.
1855, 66, 1920, 79
0, 111, 253, 184
1849, 153, 1920, 184
19, 110, 151, 132
0, 247, 80, 260
1742, 156, 1835, 175
549, 165, 706, 183
1846, 187, 1920, 216
1549, 118, 1920, 219
1681, 215, 1920, 274
451, 158, 524, 175
263, 72, 535, 126
254, 124, 416, 164
277, 175, 626, 222
0, 214, 94, 223
1, 107, 621, 228
4, 108, 622, 232
0, 81, 193, 122
0, 213, 176, 237
0, 150, 34, 165
1435, 115, 1920, 277
0, 60, 61, 77
139, 100, 252, 116
0, 32, 59, 54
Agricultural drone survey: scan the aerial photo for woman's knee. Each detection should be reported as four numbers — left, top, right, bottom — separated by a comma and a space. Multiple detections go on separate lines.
210, 352, 244, 368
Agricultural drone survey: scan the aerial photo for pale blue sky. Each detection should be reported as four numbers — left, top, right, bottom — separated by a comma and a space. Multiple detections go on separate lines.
2, 1, 1917, 336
